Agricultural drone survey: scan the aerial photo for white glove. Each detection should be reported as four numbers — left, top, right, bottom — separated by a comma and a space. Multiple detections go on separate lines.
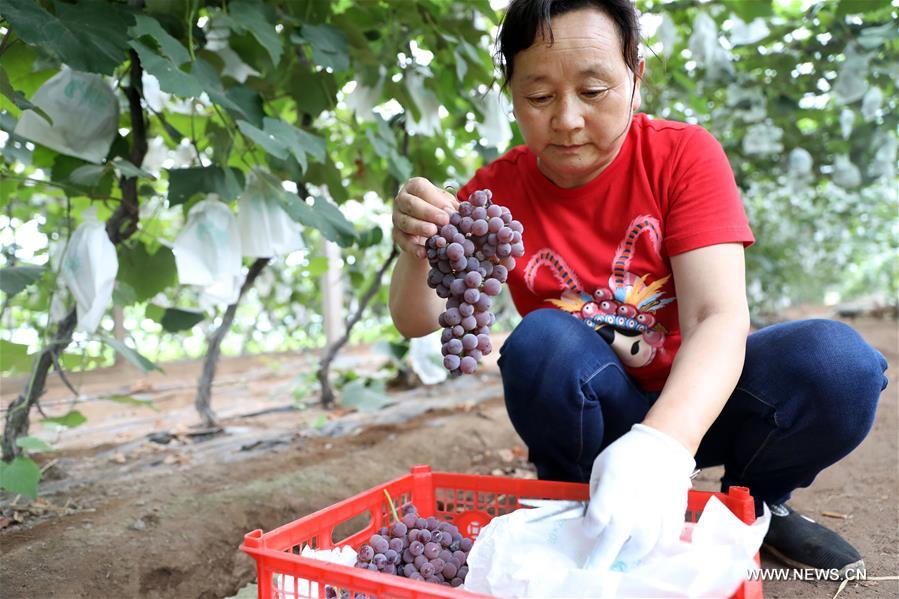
582, 423, 696, 571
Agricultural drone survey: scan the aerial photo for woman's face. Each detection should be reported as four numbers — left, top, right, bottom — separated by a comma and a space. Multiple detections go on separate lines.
509, 7, 644, 189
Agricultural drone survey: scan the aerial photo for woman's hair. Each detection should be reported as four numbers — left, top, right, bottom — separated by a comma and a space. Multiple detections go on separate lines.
497, 0, 641, 88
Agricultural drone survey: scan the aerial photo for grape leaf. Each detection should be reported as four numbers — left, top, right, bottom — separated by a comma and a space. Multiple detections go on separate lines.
166, 165, 245, 205
0, 265, 44, 297
130, 39, 202, 97
102, 337, 163, 373
237, 117, 326, 172
0, 340, 32, 375
339, 380, 394, 412
0, 456, 41, 499
111, 158, 156, 180
225, 0, 283, 65
129, 14, 191, 66
0, 65, 52, 124
0, 0, 134, 75
41, 410, 87, 428
15, 436, 56, 453
149, 306, 205, 332
299, 24, 350, 71
117, 242, 177, 301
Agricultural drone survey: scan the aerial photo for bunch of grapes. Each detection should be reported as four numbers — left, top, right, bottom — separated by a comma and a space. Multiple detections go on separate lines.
353, 503, 473, 587
426, 189, 524, 375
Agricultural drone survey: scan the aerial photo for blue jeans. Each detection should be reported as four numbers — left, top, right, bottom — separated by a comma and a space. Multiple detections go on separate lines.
498, 309, 889, 515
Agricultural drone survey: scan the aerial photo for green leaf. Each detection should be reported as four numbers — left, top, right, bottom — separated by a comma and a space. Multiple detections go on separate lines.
41, 410, 87, 428
0, 42, 55, 103
289, 70, 338, 118
288, 126, 327, 165
356, 226, 384, 249
117, 242, 177, 301
68, 164, 107, 187
0, 0, 135, 75
299, 24, 350, 71
237, 118, 326, 173
255, 171, 354, 246
0, 265, 44, 297
192, 58, 249, 118
152, 306, 205, 332
857, 23, 898, 49
0, 456, 41, 499
166, 165, 245, 205
374, 340, 408, 362
305, 256, 330, 277
102, 337, 163, 373
339, 379, 394, 411
104, 394, 157, 410
112, 281, 138, 307
16, 436, 56, 453
365, 128, 392, 157
226, 0, 283, 65
111, 158, 156, 180
310, 195, 357, 246
51, 155, 112, 197
454, 48, 468, 83
237, 119, 289, 159
130, 39, 203, 97
0, 340, 33, 375
387, 151, 413, 184
225, 85, 265, 127
0, 65, 52, 124
835, 0, 878, 16
129, 14, 191, 66
724, 0, 773, 20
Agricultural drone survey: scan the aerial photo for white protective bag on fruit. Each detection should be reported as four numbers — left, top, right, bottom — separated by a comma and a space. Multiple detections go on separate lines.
464, 496, 769, 598
14, 68, 119, 163
59, 207, 118, 333
237, 170, 304, 258
173, 196, 243, 305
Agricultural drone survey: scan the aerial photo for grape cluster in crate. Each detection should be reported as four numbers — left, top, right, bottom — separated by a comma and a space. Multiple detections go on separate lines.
353, 503, 472, 587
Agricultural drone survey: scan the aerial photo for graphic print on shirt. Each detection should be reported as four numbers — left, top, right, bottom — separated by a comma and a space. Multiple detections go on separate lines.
523, 215, 675, 368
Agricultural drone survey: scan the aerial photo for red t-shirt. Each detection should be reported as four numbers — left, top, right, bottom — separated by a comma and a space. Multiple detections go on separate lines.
459, 113, 755, 391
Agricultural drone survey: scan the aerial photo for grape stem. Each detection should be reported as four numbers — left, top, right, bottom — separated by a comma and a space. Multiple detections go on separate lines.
383, 489, 401, 524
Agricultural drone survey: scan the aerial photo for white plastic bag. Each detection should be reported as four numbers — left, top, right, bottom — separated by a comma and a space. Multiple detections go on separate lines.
464, 497, 770, 598
409, 332, 448, 385
173, 196, 243, 305
59, 207, 118, 333
14, 68, 119, 164
237, 170, 304, 258
275, 545, 357, 597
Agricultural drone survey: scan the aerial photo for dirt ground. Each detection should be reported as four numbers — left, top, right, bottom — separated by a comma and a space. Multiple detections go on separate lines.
1, 315, 896, 599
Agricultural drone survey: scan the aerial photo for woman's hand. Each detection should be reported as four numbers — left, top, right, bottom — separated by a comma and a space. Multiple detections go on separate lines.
582, 423, 696, 571
392, 177, 459, 260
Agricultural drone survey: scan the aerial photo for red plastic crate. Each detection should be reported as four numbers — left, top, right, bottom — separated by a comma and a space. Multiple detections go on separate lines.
241, 464, 763, 599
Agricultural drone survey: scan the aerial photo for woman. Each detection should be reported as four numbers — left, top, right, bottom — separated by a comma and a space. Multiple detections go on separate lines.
388, 0, 887, 576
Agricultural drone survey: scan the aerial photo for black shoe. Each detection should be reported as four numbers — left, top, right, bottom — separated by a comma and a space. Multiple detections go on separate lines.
762, 503, 865, 577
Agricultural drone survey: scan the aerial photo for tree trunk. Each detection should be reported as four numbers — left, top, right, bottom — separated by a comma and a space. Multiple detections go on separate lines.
318, 246, 399, 407
2, 49, 148, 462
194, 257, 270, 428
1, 309, 77, 461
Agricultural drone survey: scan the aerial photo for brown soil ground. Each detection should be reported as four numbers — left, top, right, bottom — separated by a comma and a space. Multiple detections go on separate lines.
1, 315, 896, 599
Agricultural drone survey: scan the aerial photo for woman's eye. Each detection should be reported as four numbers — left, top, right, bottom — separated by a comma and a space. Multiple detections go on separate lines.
528, 95, 552, 104
583, 89, 608, 99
